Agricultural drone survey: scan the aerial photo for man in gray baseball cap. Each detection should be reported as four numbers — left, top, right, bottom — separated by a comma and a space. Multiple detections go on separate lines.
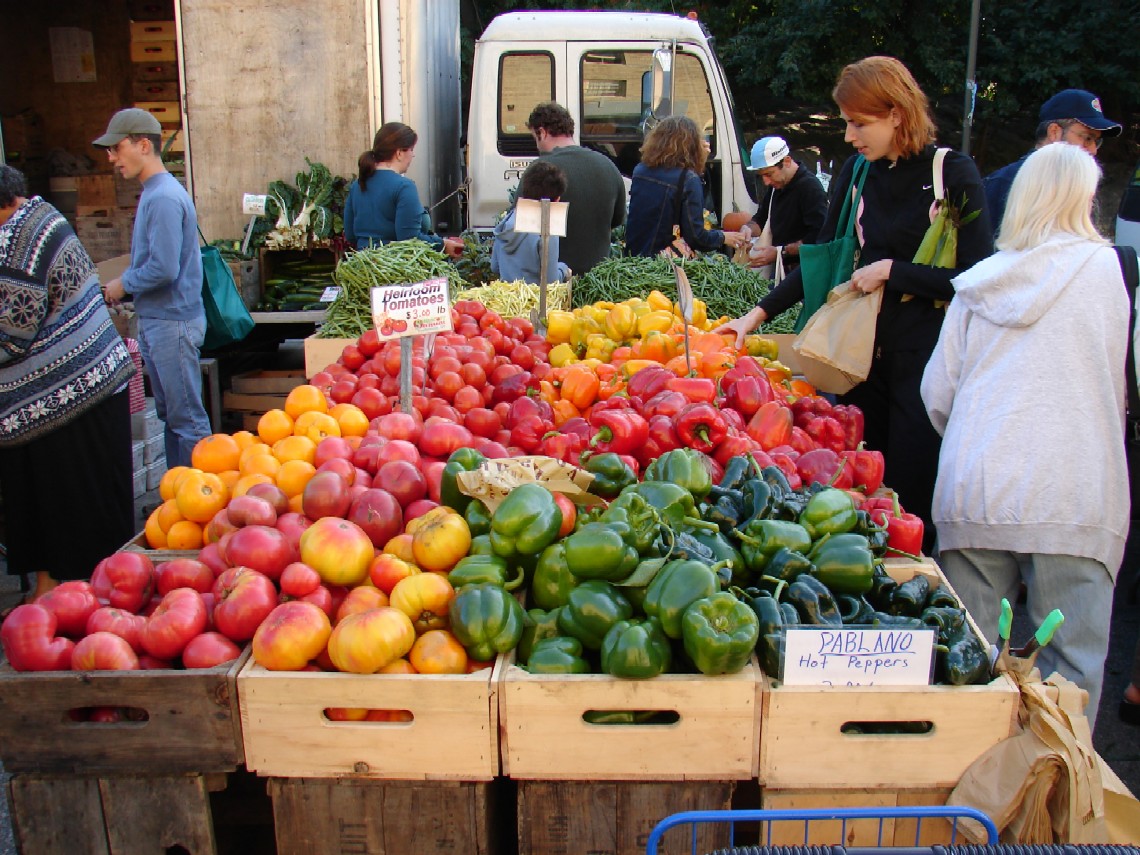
95, 107, 211, 468
983, 89, 1122, 235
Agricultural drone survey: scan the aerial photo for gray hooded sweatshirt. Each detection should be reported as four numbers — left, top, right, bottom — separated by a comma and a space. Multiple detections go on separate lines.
490, 209, 570, 285
921, 234, 1129, 575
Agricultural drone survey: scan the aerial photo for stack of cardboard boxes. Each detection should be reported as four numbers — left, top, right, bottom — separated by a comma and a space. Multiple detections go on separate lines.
130, 397, 166, 498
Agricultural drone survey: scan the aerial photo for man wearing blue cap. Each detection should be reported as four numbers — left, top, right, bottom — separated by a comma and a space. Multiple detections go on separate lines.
745, 136, 828, 278
983, 89, 1122, 236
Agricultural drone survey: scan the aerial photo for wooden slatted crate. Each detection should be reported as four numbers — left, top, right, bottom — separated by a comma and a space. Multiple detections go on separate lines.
758, 788, 959, 846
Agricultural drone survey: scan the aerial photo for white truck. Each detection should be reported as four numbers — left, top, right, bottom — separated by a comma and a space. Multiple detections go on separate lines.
177, 2, 755, 241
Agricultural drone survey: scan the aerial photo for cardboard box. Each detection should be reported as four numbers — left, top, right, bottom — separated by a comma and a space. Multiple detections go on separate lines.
304, 335, 351, 378
130, 20, 176, 41
130, 40, 177, 63
131, 440, 145, 470
146, 458, 166, 491
96, 254, 132, 284
134, 100, 181, 128
133, 466, 147, 497
144, 433, 165, 465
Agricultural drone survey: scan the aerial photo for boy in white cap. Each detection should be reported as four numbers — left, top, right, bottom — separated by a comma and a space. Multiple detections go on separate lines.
746, 135, 828, 275
95, 108, 211, 468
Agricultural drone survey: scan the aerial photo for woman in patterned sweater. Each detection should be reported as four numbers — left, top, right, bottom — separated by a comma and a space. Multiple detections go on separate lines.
0, 164, 136, 601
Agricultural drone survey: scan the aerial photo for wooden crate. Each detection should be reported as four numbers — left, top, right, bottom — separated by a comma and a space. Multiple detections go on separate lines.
0, 650, 248, 775
304, 334, 352, 378
237, 657, 503, 780
134, 100, 182, 128
231, 369, 306, 395
268, 778, 503, 855
130, 40, 177, 63
758, 560, 1019, 790
517, 780, 734, 855
499, 655, 760, 781
119, 530, 201, 561
75, 174, 116, 208
130, 20, 177, 41
10, 772, 222, 855
758, 788, 960, 846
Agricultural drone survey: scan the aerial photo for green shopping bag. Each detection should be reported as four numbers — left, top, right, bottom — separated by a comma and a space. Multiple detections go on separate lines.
199, 232, 254, 350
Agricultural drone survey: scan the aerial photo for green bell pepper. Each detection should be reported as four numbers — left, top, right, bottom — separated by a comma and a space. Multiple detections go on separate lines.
525, 636, 591, 674
681, 592, 759, 675
733, 519, 812, 574
784, 573, 843, 626
563, 521, 641, 582
688, 529, 747, 586
615, 556, 667, 613
440, 448, 486, 514
807, 533, 875, 595
619, 481, 716, 532
464, 498, 493, 538
798, 488, 859, 539
601, 617, 672, 679
643, 448, 713, 500
643, 558, 721, 639
489, 482, 563, 559
447, 554, 524, 591
448, 582, 525, 661
557, 580, 633, 650
530, 542, 579, 610
601, 491, 660, 554
518, 607, 563, 664
582, 452, 638, 499
468, 534, 495, 556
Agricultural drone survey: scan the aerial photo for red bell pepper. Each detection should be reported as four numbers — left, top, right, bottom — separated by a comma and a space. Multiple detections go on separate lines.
790, 395, 832, 429
589, 408, 649, 456
626, 365, 673, 402
720, 407, 746, 432
643, 414, 682, 461
746, 401, 793, 450
841, 445, 885, 494
675, 402, 729, 453
539, 430, 585, 465
665, 375, 717, 403
618, 453, 641, 477
506, 395, 554, 429
720, 356, 767, 389
642, 390, 689, 420
713, 432, 762, 467
789, 426, 817, 456
490, 371, 539, 405
804, 415, 846, 454
590, 395, 639, 414
770, 452, 803, 490
723, 374, 772, 419
869, 493, 924, 558
510, 414, 554, 454
830, 404, 865, 450
559, 416, 594, 444
795, 448, 854, 489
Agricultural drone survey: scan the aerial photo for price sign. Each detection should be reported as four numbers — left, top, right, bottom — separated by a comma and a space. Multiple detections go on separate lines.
370, 277, 453, 342
319, 286, 341, 303
242, 193, 268, 215
781, 627, 936, 687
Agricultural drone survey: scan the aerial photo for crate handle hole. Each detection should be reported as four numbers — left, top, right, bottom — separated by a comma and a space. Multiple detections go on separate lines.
322, 708, 414, 724
839, 720, 934, 735
581, 709, 680, 726
67, 706, 150, 725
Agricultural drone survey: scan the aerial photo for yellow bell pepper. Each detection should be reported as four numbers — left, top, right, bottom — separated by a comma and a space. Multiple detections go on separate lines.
621, 359, 660, 379
583, 304, 610, 326
603, 304, 639, 343
636, 310, 675, 336
690, 298, 708, 329
545, 310, 575, 346
744, 335, 780, 361
584, 333, 617, 362
548, 342, 578, 367
646, 290, 674, 313
570, 316, 601, 356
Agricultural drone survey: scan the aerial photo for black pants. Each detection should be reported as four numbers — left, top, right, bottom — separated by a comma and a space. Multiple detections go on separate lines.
841, 347, 941, 554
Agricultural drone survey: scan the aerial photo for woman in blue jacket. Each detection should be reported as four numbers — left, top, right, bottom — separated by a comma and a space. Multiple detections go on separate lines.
625, 116, 746, 258
344, 123, 463, 256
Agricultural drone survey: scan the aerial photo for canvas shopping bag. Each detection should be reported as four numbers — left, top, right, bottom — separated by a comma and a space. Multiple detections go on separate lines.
792, 281, 883, 394
795, 155, 869, 332
199, 229, 255, 351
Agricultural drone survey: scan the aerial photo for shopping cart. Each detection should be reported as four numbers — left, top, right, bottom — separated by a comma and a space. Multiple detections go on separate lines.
645, 806, 998, 855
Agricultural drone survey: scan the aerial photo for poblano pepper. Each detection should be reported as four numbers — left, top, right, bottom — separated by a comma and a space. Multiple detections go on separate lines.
765, 547, 816, 583
448, 554, 524, 591
937, 622, 991, 685
681, 592, 760, 675
530, 542, 579, 610
440, 448, 486, 515
785, 573, 843, 626
644, 448, 713, 500
798, 488, 859, 539
518, 607, 563, 664
921, 606, 966, 643
582, 452, 638, 499
448, 582, 525, 661
926, 584, 960, 610
739, 478, 774, 527
688, 529, 747, 585
807, 533, 875, 595
718, 455, 753, 492
525, 636, 591, 674
563, 521, 641, 582
643, 558, 721, 639
738, 587, 785, 678
701, 492, 745, 535
733, 520, 812, 574
836, 594, 876, 625
868, 564, 899, 611
888, 574, 932, 618
490, 482, 563, 559
557, 580, 633, 650
601, 617, 673, 679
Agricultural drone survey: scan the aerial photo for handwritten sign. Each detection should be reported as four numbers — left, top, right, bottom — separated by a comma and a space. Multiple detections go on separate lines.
781, 627, 935, 687
370, 278, 452, 342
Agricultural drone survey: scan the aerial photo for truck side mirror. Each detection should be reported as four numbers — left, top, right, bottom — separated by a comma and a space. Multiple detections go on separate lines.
650, 45, 674, 119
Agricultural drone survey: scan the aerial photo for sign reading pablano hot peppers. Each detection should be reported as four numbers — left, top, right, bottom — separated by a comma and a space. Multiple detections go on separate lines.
370, 277, 452, 341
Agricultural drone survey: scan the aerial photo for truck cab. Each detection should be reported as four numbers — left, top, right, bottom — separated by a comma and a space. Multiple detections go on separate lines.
465, 11, 757, 232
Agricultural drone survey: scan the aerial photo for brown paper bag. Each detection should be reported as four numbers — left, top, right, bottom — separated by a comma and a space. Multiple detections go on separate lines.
791, 282, 883, 394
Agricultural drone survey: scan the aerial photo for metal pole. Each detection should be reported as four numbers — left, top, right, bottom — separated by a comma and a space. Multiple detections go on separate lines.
961, 0, 982, 154
537, 199, 551, 328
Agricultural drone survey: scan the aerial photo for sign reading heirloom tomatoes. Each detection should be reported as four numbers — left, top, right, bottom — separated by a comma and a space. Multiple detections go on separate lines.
370, 277, 453, 342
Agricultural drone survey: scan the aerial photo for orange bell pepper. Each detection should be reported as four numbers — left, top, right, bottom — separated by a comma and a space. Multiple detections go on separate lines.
560, 366, 600, 410
664, 353, 692, 377
550, 399, 581, 426
595, 373, 626, 401
594, 362, 620, 384
639, 330, 677, 364
747, 400, 794, 450
789, 378, 816, 398
698, 349, 736, 381
609, 345, 633, 369
539, 379, 558, 405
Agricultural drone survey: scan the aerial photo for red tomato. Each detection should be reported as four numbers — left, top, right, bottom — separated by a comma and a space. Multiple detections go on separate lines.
224, 525, 294, 582
279, 562, 322, 598
212, 568, 278, 643
489, 363, 523, 385
510, 344, 536, 371
374, 411, 422, 444
252, 601, 332, 671
72, 632, 140, 671
330, 378, 358, 405
552, 492, 577, 538
155, 558, 215, 596
357, 329, 382, 357
428, 355, 462, 382
299, 518, 375, 587
140, 588, 209, 660
335, 586, 390, 623
369, 554, 421, 595
339, 345, 366, 372
351, 387, 388, 420
0, 604, 75, 671
36, 581, 100, 638
452, 385, 483, 414
355, 373, 381, 391
86, 607, 146, 653
464, 407, 501, 438
419, 421, 474, 459
432, 370, 464, 401
182, 631, 242, 669
479, 310, 505, 333
376, 438, 421, 468
382, 346, 403, 377
91, 552, 156, 614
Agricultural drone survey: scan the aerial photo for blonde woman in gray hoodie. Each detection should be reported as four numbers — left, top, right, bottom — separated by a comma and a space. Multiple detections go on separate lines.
921, 142, 1129, 731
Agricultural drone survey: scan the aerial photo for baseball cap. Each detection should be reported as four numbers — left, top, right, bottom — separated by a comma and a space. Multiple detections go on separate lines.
1039, 89, 1122, 137
92, 108, 162, 147
748, 136, 791, 170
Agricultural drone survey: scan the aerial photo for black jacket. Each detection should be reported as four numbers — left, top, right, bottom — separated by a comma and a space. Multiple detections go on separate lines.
759, 145, 993, 352
753, 161, 828, 248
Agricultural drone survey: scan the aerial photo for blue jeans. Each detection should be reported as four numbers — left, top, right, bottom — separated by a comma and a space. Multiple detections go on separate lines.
937, 548, 1114, 732
137, 316, 212, 468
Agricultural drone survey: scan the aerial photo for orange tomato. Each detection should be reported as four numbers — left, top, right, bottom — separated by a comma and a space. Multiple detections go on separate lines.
389, 573, 456, 634
174, 471, 229, 523
191, 433, 241, 474
335, 586, 391, 623
257, 409, 295, 444
383, 533, 417, 564
284, 384, 329, 420
409, 629, 468, 674
411, 509, 471, 573
326, 607, 416, 674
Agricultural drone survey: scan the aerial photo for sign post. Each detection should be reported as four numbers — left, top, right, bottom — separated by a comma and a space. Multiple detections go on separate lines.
369, 277, 453, 413
672, 262, 695, 375
240, 193, 268, 257
514, 197, 568, 332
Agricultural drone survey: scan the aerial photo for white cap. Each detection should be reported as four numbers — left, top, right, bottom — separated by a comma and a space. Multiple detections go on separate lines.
748, 136, 790, 170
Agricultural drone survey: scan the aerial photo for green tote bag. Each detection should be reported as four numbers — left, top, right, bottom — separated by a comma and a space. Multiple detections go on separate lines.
795, 156, 869, 332
199, 229, 255, 350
